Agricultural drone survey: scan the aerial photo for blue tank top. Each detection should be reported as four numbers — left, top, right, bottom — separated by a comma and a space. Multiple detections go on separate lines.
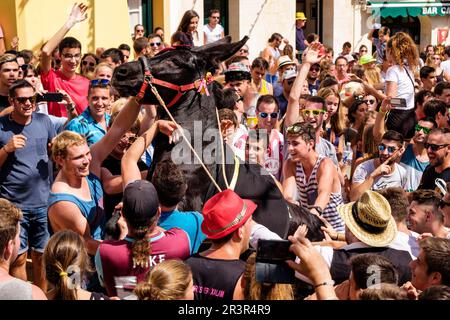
48, 174, 105, 240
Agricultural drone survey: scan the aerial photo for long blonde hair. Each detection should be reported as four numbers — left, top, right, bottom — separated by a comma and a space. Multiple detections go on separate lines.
43, 230, 93, 300
364, 67, 383, 85
133, 260, 192, 300
243, 253, 294, 300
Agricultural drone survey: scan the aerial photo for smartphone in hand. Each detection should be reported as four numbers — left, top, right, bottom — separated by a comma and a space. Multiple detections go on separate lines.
390, 98, 407, 108
36, 92, 64, 103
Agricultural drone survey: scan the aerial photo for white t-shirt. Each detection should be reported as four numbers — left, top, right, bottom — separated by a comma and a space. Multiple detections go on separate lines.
441, 60, 450, 78
389, 231, 420, 259
352, 158, 407, 190
203, 24, 224, 44
385, 65, 415, 110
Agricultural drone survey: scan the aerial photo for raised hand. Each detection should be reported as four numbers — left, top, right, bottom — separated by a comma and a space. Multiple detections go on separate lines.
157, 120, 178, 144
302, 42, 324, 65
68, 3, 88, 24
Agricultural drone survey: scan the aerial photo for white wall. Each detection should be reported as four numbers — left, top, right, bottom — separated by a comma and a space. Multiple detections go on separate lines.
231, 0, 296, 62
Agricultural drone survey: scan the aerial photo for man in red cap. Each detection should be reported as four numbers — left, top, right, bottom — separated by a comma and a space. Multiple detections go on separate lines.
185, 189, 257, 300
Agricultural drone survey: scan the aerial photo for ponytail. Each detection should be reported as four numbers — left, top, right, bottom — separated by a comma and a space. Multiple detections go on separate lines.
131, 226, 152, 269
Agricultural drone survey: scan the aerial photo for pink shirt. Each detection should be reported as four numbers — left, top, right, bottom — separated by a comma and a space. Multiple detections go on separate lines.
40, 69, 89, 117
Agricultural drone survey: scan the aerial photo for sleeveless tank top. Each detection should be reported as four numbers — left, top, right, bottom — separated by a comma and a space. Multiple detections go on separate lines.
256, 79, 271, 95
295, 155, 345, 232
0, 278, 33, 300
48, 174, 105, 240
185, 254, 246, 300
99, 228, 191, 296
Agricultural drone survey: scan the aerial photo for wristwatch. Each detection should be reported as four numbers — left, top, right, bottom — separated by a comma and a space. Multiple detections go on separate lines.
310, 206, 323, 215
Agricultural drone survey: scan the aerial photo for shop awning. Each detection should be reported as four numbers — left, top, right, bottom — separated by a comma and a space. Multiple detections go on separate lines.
367, 1, 450, 17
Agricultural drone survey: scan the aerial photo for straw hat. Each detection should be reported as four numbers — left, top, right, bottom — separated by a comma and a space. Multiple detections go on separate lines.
337, 190, 397, 247
296, 12, 307, 20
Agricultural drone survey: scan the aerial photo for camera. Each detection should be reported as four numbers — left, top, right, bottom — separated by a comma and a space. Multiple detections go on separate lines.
255, 239, 296, 284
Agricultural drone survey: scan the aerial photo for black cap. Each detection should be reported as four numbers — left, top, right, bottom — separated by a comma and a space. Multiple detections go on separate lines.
122, 180, 159, 228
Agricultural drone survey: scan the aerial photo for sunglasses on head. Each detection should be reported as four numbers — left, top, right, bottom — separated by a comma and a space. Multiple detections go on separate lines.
378, 143, 397, 154
82, 60, 96, 67
302, 109, 325, 116
150, 42, 161, 47
14, 95, 37, 104
415, 124, 431, 134
259, 112, 279, 119
286, 123, 315, 139
90, 78, 111, 88
424, 142, 449, 152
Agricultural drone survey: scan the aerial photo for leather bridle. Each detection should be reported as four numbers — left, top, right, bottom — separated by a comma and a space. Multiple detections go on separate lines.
135, 55, 213, 107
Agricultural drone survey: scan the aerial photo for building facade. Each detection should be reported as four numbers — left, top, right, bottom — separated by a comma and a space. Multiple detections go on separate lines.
0, 0, 448, 62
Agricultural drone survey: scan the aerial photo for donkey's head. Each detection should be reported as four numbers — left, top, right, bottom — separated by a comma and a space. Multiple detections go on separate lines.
112, 36, 249, 105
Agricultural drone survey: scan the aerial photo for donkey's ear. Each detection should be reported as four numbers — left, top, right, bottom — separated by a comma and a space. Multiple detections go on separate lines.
193, 36, 249, 69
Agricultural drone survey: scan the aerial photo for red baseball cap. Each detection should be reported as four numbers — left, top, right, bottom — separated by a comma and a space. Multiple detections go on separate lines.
201, 189, 257, 240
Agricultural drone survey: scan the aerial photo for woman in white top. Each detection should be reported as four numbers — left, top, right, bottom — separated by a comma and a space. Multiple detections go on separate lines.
261, 33, 283, 85
364, 32, 419, 140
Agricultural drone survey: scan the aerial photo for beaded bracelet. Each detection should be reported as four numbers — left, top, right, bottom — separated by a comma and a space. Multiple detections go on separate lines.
314, 280, 335, 289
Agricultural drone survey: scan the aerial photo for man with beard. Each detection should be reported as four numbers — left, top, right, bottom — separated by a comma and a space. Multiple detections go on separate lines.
350, 130, 407, 201
0, 54, 19, 112
400, 118, 436, 192
0, 80, 55, 290
417, 128, 450, 190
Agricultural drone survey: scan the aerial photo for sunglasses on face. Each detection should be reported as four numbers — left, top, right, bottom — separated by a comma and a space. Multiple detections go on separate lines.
90, 78, 111, 88
20, 64, 29, 71
361, 50, 368, 53
150, 42, 161, 47
415, 124, 431, 134
310, 67, 320, 72
82, 60, 96, 67
14, 95, 36, 104
378, 144, 397, 154
239, 49, 249, 54
424, 143, 449, 152
259, 112, 279, 119
363, 99, 375, 104
302, 109, 325, 116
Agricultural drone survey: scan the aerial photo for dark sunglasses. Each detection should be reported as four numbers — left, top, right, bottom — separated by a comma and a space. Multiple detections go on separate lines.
90, 78, 111, 88
14, 95, 37, 104
259, 112, 278, 119
378, 144, 397, 154
363, 99, 375, 104
424, 143, 449, 152
82, 60, 96, 67
150, 42, 161, 47
20, 64, 30, 71
239, 49, 249, 53
415, 124, 431, 134
310, 67, 320, 72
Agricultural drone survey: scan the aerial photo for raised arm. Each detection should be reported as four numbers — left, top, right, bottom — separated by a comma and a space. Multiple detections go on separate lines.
40, 3, 88, 74
282, 158, 299, 204
121, 120, 177, 188
90, 97, 142, 177
373, 98, 393, 144
286, 43, 322, 127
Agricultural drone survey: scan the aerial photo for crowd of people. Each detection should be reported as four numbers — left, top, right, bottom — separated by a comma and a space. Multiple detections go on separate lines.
0, 3, 449, 301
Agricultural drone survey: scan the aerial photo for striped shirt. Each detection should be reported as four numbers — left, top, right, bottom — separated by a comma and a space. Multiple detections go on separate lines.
295, 155, 345, 232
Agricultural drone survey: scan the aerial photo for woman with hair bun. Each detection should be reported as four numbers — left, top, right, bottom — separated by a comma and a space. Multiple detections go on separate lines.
134, 260, 194, 300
